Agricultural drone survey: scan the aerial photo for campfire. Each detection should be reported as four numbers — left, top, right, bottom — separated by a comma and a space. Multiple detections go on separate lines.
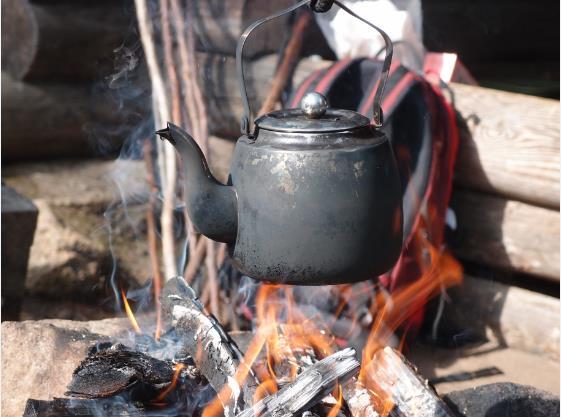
3, 0, 559, 417
23, 239, 463, 417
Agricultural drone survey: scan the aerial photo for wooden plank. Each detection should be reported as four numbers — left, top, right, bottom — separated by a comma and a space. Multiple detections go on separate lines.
452, 82, 560, 209
451, 189, 559, 280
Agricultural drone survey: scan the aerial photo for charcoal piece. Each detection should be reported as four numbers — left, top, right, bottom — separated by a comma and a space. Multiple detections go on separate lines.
444, 382, 560, 417
23, 398, 146, 417
66, 344, 175, 399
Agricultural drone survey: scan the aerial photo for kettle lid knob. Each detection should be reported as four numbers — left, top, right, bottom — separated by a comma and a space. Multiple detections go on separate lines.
301, 92, 328, 119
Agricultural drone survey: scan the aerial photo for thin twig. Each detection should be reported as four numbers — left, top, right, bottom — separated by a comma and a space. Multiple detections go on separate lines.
135, 0, 177, 279
161, 0, 199, 260
205, 240, 220, 318
143, 139, 164, 340
184, 235, 208, 283
257, 12, 311, 116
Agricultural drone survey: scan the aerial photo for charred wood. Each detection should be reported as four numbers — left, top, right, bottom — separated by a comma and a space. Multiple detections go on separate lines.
362, 347, 456, 417
66, 343, 178, 400
237, 347, 360, 417
23, 398, 147, 417
160, 276, 259, 411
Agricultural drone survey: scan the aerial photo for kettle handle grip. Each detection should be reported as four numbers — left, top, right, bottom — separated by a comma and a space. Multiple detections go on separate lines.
236, 0, 393, 138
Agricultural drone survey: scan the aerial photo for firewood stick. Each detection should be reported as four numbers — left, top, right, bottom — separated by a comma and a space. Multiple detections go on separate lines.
236, 348, 360, 417
161, 277, 259, 413
206, 240, 221, 318
257, 12, 311, 116
134, 0, 177, 280
143, 139, 164, 340
360, 347, 457, 417
184, 236, 208, 283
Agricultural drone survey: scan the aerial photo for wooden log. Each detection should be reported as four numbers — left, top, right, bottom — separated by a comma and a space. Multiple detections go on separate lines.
193, 0, 294, 58
1, 72, 149, 161
450, 189, 559, 281
160, 276, 258, 412
361, 347, 456, 417
452, 82, 560, 209
434, 275, 560, 361
237, 348, 360, 417
1, 0, 134, 82
1, 0, 297, 82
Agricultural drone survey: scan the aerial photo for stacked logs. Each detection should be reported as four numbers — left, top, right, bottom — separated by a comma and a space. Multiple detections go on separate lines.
1, 0, 295, 161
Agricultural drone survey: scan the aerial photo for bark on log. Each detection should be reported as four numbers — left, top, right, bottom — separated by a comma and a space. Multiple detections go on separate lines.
1, 72, 149, 161
450, 189, 560, 281
452, 82, 560, 209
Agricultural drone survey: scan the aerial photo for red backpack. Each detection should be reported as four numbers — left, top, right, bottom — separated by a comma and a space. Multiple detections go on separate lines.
288, 57, 460, 330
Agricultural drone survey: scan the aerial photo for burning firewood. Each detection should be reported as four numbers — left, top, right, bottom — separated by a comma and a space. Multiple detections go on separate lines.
359, 347, 457, 417
237, 348, 360, 417
160, 276, 259, 411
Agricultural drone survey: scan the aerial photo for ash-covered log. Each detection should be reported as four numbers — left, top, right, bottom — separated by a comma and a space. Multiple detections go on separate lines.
161, 277, 259, 410
237, 347, 360, 417
361, 347, 457, 417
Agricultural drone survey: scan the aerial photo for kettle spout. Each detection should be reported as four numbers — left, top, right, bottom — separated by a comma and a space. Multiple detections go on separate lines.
156, 123, 237, 244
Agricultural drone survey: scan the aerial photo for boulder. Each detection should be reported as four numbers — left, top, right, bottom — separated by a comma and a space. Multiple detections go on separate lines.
1, 318, 133, 417
3, 160, 153, 311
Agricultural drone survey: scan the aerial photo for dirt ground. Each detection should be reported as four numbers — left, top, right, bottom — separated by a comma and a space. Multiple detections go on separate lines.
409, 340, 560, 396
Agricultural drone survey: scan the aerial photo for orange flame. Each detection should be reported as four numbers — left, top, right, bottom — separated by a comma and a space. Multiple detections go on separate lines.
156, 363, 185, 402
121, 289, 142, 335
326, 384, 344, 417
197, 203, 462, 417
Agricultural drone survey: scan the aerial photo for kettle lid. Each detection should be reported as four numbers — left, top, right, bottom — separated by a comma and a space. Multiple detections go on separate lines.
254, 92, 371, 134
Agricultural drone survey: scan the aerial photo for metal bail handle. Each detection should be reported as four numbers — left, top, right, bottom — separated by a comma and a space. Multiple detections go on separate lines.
236, 0, 394, 138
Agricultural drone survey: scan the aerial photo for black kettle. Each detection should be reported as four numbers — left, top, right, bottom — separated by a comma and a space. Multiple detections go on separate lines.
158, 0, 403, 285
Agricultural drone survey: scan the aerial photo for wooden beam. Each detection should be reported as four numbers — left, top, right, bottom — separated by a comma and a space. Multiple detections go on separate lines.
452, 82, 559, 209
451, 190, 559, 281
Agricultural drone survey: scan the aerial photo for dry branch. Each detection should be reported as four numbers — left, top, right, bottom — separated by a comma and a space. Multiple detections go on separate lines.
237, 348, 360, 417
